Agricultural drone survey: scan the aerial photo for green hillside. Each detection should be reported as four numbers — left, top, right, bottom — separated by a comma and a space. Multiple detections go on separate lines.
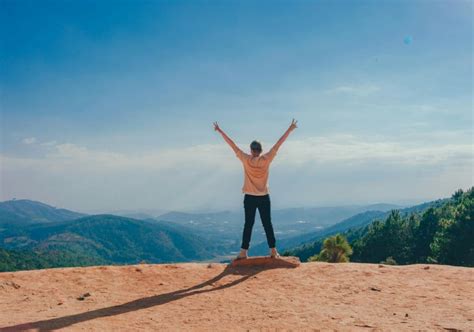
254, 198, 447, 255
285, 187, 473, 267
0, 247, 106, 272
0, 199, 86, 225
0, 214, 217, 270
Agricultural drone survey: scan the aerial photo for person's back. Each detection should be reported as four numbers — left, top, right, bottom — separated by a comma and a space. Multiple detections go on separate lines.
236, 147, 277, 196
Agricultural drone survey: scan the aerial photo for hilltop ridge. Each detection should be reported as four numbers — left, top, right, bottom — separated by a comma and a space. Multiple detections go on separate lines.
0, 262, 472, 330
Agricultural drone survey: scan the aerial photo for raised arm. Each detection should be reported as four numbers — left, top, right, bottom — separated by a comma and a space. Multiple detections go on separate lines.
270, 119, 298, 153
213, 121, 242, 155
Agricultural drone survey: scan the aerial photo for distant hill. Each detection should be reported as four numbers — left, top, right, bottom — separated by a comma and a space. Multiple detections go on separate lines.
156, 210, 237, 235
0, 199, 407, 265
282, 195, 458, 263
0, 214, 217, 268
104, 208, 170, 220
0, 209, 32, 227
363, 203, 405, 211
249, 210, 385, 256
0, 199, 423, 268
154, 204, 404, 251
0, 199, 86, 225
250, 198, 449, 256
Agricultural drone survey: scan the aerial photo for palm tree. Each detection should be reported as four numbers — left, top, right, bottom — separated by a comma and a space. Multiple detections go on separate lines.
308, 234, 353, 263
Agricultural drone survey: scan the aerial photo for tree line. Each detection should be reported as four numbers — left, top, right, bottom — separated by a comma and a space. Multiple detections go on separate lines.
306, 187, 473, 266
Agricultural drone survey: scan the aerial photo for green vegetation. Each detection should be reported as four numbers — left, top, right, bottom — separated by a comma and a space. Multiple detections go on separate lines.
308, 234, 352, 263
282, 226, 366, 262
351, 188, 473, 266
286, 187, 473, 267
1, 188, 471, 271
0, 247, 105, 272
0, 214, 218, 271
279, 198, 448, 260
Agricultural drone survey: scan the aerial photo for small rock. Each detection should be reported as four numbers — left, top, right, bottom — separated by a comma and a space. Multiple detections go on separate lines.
355, 324, 374, 328
6, 281, 21, 289
207, 263, 213, 268
405, 313, 409, 317
423, 266, 430, 270
378, 264, 384, 268
77, 292, 91, 301
370, 287, 381, 292
57, 302, 63, 306
135, 268, 142, 272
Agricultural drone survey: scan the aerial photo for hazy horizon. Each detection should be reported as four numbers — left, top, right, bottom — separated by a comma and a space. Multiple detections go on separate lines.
1, 1, 472, 212
0, 194, 453, 216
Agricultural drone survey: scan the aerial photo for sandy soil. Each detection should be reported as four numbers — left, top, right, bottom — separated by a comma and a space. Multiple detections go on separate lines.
0, 260, 472, 331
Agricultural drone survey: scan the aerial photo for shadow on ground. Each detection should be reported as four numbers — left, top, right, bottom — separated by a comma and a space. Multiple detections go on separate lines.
0, 263, 296, 331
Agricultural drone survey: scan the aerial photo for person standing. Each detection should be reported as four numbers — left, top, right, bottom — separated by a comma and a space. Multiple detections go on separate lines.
213, 119, 298, 260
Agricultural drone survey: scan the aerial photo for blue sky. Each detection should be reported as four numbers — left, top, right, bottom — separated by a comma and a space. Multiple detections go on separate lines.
1, 0, 472, 213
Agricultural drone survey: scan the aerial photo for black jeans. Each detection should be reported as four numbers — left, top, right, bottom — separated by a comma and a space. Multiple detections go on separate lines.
241, 194, 276, 250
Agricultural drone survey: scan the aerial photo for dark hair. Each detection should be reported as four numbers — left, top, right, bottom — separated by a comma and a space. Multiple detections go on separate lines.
250, 140, 262, 151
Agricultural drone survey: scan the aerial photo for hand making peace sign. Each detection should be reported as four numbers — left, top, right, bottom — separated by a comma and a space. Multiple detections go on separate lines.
289, 118, 298, 131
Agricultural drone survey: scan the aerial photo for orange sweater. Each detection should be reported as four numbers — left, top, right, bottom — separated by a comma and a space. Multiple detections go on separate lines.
235, 147, 278, 195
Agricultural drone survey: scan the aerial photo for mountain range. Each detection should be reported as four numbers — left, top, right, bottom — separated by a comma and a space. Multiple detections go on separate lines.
0, 197, 447, 270
249, 198, 450, 256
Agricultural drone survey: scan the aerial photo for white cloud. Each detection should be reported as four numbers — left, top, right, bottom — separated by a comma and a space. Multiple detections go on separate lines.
280, 134, 472, 167
21, 137, 37, 144
1, 133, 472, 211
40, 142, 239, 171
9, 133, 472, 171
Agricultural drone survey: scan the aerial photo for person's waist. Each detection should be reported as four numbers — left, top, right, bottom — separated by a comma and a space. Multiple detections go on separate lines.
244, 193, 269, 197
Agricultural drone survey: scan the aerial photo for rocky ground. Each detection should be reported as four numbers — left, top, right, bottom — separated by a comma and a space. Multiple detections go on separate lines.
0, 260, 472, 331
